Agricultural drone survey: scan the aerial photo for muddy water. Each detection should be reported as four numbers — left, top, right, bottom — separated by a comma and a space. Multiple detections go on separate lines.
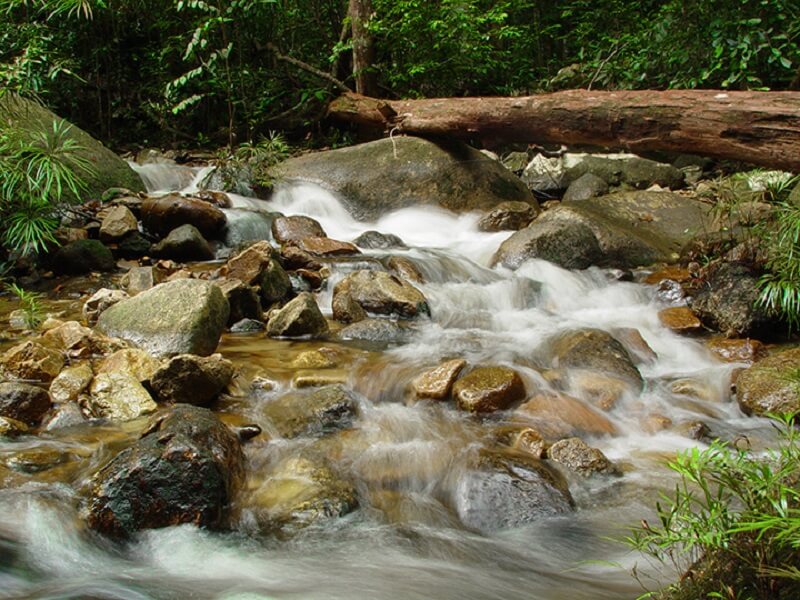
0, 166, 777, 599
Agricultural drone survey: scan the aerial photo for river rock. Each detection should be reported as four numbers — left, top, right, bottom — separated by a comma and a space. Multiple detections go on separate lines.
96, 348, 161, 384
522, 154, 565, 192
50, 240, 115, 275
226, 241, 278, 284
42, 320, 125, 358
82, 288, 129, 326
658, 307, 703, 334
117, 232, 152, 259
85, 405, 245, 537
477, 201, 538, 232
215, 279, 262, 324
271, 215, 326, 244
85, 372, 157, 421
269, 136, 536, 220
453, 450, 573, 533
412, 359, 467, 399
453, 366, 526, 413
337, 319, 409, 345
688, 261, 776, 338
262, 384, 358, 438
96, 279, 229, 357
247, 454, 357, 536
547, 437, 615, 476
353, 231, 406, 249
99, 205, 138, 242
151, 224, 214, 262
280, 245, 322, 270
0, 382, 51, 426
49, 363, 94, 404
0, 416, 29, 437
331, 288, 368, 324
293, 237, 360, 257
0, 341, 64, 383
493, 218, 602, 270
333, 270, 429, 320
735, 348, 800, 416
562, 172, 609, 202
550, 329, 643, 391
705, 338, 766, 363
386, 256, 425, 283
141, 193, 227, 238
0, 94, 144, 200
516, 392, 618, 438
150, 354, 234, 407
562, 153, 685, 189
121, 267, 156, 296
266, 292, 328, 338
230, 318, 264, 333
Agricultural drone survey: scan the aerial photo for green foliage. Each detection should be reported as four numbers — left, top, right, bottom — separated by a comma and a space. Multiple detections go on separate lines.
627, 414, 800, 599
213, 131, 291, 193
5, 282, 44, 329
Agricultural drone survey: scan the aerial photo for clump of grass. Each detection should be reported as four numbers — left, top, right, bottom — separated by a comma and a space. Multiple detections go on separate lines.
7, 282, 44, 329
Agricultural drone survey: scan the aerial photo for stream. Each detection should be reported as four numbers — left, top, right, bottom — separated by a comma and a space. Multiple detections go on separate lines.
0, 161, 776, 600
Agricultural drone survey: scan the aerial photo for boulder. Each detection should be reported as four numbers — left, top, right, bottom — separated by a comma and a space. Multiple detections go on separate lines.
280, 245, 322, 270
151, 224, 214, 262
0, 416, 29, 437
0, 382, 51, 426
453, 450, 573, 533
271, 215, 326, 244
266, 292, 328, 338
453, 366, 526, 413
515, 392, 618, 438
141, 193, 226, 238
477, 201, 538, 232
0, 341, 64, 383
258, 260, 292, 305
547, 437, 616, 476
562, 153, 685, 189
42, 402, 87, 431
386, 256, 425, 283
96, 348, 161, 384
0, 94, 144, 200
292, 237, 360, 257
85, 405, 245, 537
522, 154, 565, 192
353, 231, 406, 249
49, 363, 94, 404
337, 318, 409, 344
150, 354, 234, 407
658, 307, 704, 334
99, 205, 138, 242
215, 279, 262, 324
96, 279, 230, 357
117, 232, 152, 259
261, 385, 358, 438
493, 219, 602, 270
50, 240, 115, 275
121, 267, 158, 295
85, 372, 157, 421
705, 338, 767, 364
735, 348, 800, 416
333, 270, 429, 320
412, 359, 467, 399
230, 318, 264, 333
83, 288, 129, 325
562, 172, 608, 202
689, 262, 777, 338
41, 320, 125, 358
269, 136, 537, 220
225, 241, 278, 285
550, 329, 643, 391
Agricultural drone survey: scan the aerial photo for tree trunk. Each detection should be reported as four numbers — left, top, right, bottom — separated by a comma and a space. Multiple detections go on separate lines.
348, 0, 377, 97
328, 90, 800, 172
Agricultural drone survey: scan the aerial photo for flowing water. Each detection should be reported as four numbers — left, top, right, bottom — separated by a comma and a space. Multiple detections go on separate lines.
0, 163, 777, 599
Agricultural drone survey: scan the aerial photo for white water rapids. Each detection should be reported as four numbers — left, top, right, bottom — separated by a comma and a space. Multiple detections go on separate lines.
0, 161, 776, 599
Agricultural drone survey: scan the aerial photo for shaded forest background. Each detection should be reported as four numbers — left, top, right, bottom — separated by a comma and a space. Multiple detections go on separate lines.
2, 0, 798, 147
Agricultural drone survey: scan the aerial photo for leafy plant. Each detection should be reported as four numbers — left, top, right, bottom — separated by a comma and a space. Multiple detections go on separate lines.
626, 414, 800, 599
6, 282, 44, 329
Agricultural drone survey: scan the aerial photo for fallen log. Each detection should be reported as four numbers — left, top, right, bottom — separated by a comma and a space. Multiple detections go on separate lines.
328, 90, 800, 172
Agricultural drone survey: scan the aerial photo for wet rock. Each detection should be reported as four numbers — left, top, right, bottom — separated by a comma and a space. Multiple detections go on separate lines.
562, 153, 685, 189
670, 378, 718, 403
269, 136, 536, 221
293, 237, 360, 257
547, 437, 615, 476
569, 371, 632, 411
510, 428, 547, 458
293, 371, 349, 388
291, 349, 339, 369
493, 219, 603, 270
689, 262, 776, 338
658, 307, 703, 334
96, 279, 230, 357
477, 201, 538, 232
85, 372, 157, 421
333, 270, 429, 320
331, 288, 368, 324
150, 353, 234, 407
271, 215, 326, 244
49, 363, 93, 403
453, 366, 526, 413
735, 348, 800, 416
99, 205, 138, 242
337, 319, 409, 344
192, 189, 231, 208
230, 318, 264, 333
0, 341, 64, 383
261, 385, 358, 438
550, 329, 643, 391
122, 266, 158, 296
280, 245, 322, 270
85, 405, 245, 537
226, 241, 278, 285
0, 382, 51, 426
215, 279, 262, 324
562, 172, 609, 202
644, 265, 692, 285
522, 154, 566, 192
516, 392, 618, 438
141, 193, 227, 238
386, 256, 425, 283
641, 413, 674, 433
117, 232, 152, 259
42, 320, 126, 358
266, 292, 329, 338
50, 240, 115, 275
247, 455, 357, 536
612, 327, 658, 365
96, 348, 161, 385
412, 359, 467, 400
453, 450, 573, 533
83, 288, 129, 325
151, 224, 214, 262
42, 403, 87, 431
353, 231, 407, 249
259, 259, 292, 305
0, 416, 29, 437
705, 338, 766, 363
4, 447, 73, 473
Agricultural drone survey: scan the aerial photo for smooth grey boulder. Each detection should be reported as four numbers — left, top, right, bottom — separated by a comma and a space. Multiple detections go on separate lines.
562, 172, 609, 202
494, 219, 602, 270
96, 279, 230, 357
269, 136, 537, 220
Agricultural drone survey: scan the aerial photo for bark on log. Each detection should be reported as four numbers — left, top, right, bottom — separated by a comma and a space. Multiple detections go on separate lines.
328, 90, 800, 172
